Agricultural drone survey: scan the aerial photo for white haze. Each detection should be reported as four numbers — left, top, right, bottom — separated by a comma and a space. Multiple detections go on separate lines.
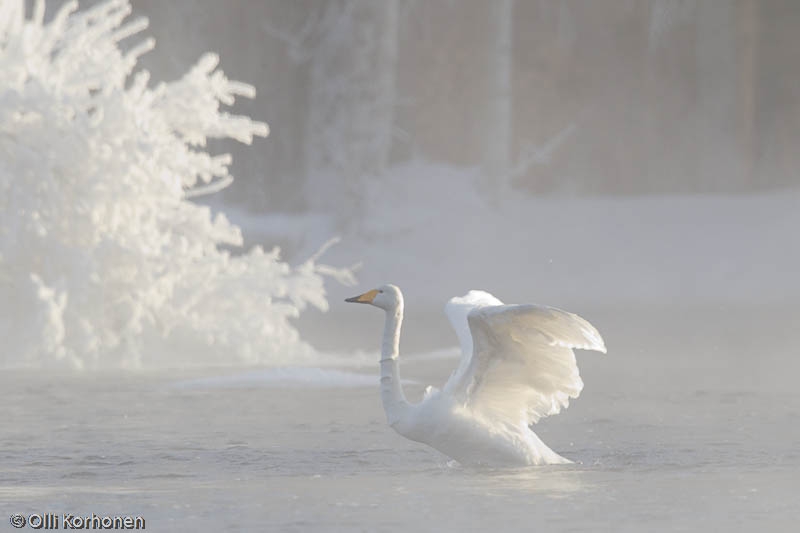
2, 1, 799, 531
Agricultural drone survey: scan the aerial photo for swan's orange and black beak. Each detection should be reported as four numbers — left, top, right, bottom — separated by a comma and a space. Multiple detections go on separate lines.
345, 289, 378, 304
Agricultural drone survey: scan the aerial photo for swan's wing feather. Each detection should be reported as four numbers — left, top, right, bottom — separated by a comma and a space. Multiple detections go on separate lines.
443, 290, 504, 394
472, 304, 607, 354
456, 304, 606, 425
444, 290, 504, 355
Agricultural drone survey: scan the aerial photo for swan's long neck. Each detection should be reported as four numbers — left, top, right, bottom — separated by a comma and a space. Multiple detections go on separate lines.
380, 301, 410, 427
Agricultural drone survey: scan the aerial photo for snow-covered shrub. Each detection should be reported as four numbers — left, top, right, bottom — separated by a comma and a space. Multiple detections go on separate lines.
0, 0, 353, 369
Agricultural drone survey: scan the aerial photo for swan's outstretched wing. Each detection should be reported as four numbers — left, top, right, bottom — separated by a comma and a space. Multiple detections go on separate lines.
445, 299, 606, 426
443, 290, 504, 395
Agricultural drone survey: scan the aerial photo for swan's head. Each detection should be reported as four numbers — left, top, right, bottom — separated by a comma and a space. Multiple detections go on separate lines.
345, 284, 402, 311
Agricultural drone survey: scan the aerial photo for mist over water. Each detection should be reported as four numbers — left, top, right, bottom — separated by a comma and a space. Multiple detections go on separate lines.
3, 0, 800, 531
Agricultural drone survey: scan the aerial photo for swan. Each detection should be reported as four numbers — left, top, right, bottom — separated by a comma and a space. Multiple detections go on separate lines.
345, 284, 606, 466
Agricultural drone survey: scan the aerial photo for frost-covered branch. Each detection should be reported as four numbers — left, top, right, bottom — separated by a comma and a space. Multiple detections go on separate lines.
511, 122, 577, 180
0, 0, 349, 369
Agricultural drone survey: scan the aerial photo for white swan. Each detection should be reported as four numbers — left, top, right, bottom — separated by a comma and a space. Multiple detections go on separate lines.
345, 284, 606, 466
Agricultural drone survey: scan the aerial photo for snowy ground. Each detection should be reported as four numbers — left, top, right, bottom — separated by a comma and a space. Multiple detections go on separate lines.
218, 163, 800, 356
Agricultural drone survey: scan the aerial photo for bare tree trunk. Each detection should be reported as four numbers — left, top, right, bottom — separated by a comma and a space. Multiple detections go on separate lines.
736, 0, 759, 186
304, 0, 398, 223
375, 0, 399, 172
695, 0, 740, 190
482, 0, 514, 202
302, 8, 330, 210
645, 0, 698, 192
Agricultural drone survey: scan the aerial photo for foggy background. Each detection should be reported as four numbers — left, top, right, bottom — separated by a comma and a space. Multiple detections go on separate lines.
126, 0, 800, 208
116, 0, 800, 355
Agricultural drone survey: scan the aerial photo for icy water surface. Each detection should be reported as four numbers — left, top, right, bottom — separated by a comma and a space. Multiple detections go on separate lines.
2, 368, 798, 531
3, 307, 800, 531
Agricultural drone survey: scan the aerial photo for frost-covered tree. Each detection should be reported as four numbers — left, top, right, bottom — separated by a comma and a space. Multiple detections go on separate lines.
266, 0, 398, 222
305, 0, 399, 222
0, 0, 353, 369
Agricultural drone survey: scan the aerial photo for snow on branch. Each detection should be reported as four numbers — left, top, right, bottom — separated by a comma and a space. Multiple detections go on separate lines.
0, 0, 350, 369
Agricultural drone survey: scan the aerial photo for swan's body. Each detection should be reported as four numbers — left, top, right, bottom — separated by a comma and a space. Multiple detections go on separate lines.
345, 285, 606, 466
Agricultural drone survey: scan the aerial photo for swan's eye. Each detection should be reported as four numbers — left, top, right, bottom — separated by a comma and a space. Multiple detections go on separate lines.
379, 290, 384, 294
